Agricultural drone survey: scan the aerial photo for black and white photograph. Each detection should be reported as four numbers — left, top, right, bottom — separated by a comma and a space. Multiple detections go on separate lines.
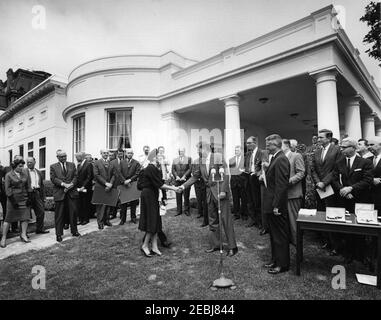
0, 0, 380, 305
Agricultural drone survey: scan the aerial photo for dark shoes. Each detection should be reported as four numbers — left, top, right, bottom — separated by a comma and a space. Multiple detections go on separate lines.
268, 266, 289, 274
80, 221, 89, 226
205, 247, 220, 253
98, 223, 104, 230
104, 221, 112, 227
184, 211, 190, 216
234, 215, 240, 220
36, 230, 50, 234
130, 218, 137, 224
175, 212, 182, 216
196, 214, 203, 219
72, 232, 81, 237
200, 223, 208, 227
246, 222, 256, 228
119, 221, 125, 226
161, 241, 172, 248
56, 236, 63, 242
64, 224, 69, 230
259, 229, 269, 236
226, 247, 238, 257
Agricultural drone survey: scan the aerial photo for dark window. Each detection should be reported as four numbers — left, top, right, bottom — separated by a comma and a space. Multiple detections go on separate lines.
19, 145, 24, 158
8, 149, 13, 166
39, 137, 46, 147
39, 147, 46, 170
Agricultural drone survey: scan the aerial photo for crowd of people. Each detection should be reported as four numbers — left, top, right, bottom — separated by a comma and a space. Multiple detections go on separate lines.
0, 129, 381, 275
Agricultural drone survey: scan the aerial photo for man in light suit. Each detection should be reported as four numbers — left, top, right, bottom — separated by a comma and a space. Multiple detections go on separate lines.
281, 139, 305, 246
111, 148, 141, 224
26, 157, 48, 234
50, 150, 80, 242
263, 134, 290, 274
93, 149, 113, 229
180, 141, 238, 256
172, 148, 192, 216
229, 145, 246, 220
75, 151, 94, 225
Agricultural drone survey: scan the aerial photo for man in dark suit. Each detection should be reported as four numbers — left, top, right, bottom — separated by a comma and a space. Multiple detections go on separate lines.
332, 138, 373, 263
180, 141, 238, 256
192, 154, 208, 227
93, 150, 113, 229
244, 136, 263, 228
26, 157, 48, 234
311, 129, 343, 252
50, 150, 80, 242
172, 148, 192, 216
369, 137, 381, 214
111, 148, 141, 225
108, 150, 119, 220
229, 145, 246, 220
0, 161, 7, 221
85, 153, 96, 218
75, 152, 94, 225
262, 134, 290, 274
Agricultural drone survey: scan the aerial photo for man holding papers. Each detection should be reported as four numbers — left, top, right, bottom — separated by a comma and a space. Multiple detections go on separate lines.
332, 137, 373, 263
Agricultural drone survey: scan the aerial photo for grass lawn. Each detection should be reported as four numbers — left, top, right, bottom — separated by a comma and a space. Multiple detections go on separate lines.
0, 206, 380, 300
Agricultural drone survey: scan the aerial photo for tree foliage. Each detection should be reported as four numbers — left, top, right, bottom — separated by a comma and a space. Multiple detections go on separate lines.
360, 1, 381, 65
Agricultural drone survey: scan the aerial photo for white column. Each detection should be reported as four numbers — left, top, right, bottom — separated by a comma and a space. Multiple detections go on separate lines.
220, 94, 241, 160
311, 70, 340, 139
161, 111, 180, 161
344, 95, 362, 140
362, 113, 376, 139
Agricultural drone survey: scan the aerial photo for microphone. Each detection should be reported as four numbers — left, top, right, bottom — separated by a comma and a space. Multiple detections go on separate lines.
219, 167, 225, 181
211, 168, 216, 182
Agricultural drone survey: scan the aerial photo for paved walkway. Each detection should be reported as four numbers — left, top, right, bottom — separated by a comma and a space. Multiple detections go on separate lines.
0, 199, 176, 260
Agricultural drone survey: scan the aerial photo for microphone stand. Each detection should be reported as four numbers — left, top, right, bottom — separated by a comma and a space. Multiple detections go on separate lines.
211, 169, 235, 290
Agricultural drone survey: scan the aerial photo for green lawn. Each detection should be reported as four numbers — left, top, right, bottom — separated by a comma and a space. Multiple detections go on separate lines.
0, 207, 380, 300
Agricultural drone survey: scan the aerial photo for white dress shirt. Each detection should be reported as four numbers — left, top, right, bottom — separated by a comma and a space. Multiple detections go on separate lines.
29, 168, 40, 189
321, 143, 331, 161
205, 152, 211, 173
251, 147, 258, 172
346, 154, 357, 170
374, 154, 381, 167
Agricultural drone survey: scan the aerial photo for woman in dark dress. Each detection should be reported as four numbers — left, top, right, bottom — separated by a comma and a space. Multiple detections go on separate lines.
138, 149, 178, 257
1, 159, 32, 248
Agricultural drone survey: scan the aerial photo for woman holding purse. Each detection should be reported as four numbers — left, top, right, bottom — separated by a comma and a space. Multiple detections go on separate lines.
0, 159, 32, 248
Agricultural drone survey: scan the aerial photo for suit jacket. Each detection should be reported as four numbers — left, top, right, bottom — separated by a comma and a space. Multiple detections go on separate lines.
183, 152, 230, 200
76, 160, 94, 190
5, 170, 29, 203
229, 155, 245, 188
262, 151, 290, 214
110, 158, 141, 186
172, 156, 192, 180
312, 144, 342, 187
286, 151, 305, 199
332, 155, 373, 203
50, 162, 79, 201
244, 148, 263, 174
26, 168, 45, 200
372, 156, 381, 211
93, 159, 112, 188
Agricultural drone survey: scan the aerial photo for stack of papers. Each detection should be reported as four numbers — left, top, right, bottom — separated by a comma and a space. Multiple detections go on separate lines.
298, 209, 317, 216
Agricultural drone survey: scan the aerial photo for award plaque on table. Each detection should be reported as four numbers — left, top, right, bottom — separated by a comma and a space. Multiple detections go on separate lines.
355, 203, 374, 216
326, 207, 346, 222
117, 181, 141, 204
356, 209, 378, 225
91, 185, 119, 207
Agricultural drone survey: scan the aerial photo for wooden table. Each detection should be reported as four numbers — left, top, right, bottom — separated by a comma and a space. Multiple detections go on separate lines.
296, 211, 381, 289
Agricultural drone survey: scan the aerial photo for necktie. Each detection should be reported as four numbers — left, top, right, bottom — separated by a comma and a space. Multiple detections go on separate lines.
236, 156, 239, 168
347, 158, 351, 172
206, 155, 210, 173
77, 163, 81, 172
321, 147, 326, 161
104, 160, 109, 168
62, 163, 67, 176
374, 157, 379, 168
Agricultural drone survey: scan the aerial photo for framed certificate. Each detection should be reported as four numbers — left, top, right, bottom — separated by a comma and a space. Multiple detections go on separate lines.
91, 185, 119, 207
117, 181, 141, 204
356, 209, 378, 225
326, 207, 346, 222
355, 203, 374, 216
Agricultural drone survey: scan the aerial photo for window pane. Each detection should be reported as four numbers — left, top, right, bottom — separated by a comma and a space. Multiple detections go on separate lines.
39, 138, 46, 147
39, 147, 46, 169
28, 142, 33, 150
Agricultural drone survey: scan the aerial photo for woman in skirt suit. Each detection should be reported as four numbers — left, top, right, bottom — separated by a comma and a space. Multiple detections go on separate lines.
0, 159, 32, 248
138, 148, 179, 257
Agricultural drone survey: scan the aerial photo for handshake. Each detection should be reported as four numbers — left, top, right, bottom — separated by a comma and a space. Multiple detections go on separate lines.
173, 185, 185, 194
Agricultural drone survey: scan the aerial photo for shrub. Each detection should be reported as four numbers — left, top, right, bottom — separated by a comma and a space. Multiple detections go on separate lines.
44, 197, 55, 211
43, 180, 54, 197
